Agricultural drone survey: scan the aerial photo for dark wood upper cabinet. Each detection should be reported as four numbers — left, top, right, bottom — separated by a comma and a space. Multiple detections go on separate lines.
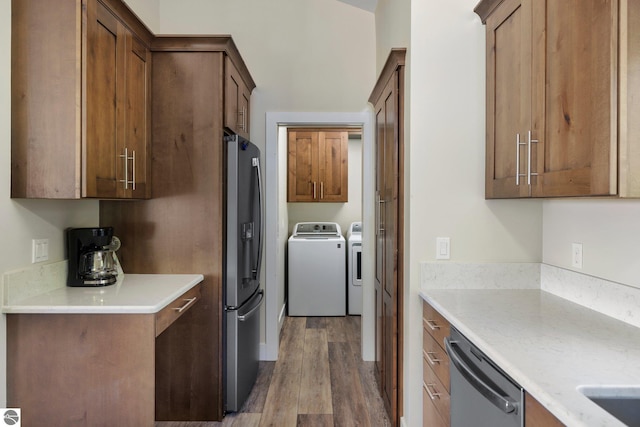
287, 128, 349, 203
476, 0, 640, 198
11, 0, 152, 199
224, 55, 252, 139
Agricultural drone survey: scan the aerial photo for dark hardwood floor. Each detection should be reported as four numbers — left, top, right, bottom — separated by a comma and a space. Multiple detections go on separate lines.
156, 315, 390, 427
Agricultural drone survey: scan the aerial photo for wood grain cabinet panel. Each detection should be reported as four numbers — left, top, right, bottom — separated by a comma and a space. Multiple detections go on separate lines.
287, 128, 349, 202
525, 392, 565, 426
422, 300, 451, 427
11, 0, 151, 199
101, 36, 256, 421
224, 55, 252, 139
6, 290, 199, 426
476, 0, 640, 198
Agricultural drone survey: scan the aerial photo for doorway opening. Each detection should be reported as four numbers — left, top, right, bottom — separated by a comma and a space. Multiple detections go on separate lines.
262, 111, 374, 362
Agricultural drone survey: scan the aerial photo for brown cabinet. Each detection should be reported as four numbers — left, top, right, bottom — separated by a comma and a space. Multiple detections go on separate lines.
370, 49, 406, 427
224, 55, 252, 139
101, 36, 255, 422
287, 128, 349, 202
476, 0, 640, 198
11, 0, 151, 199
422, 300, 451, 427
525, 393, 565, 426
6, 283, 201, 426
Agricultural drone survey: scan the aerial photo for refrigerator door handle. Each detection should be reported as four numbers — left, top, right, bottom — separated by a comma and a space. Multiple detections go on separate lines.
252, 156, 264, 281
237, 290, 264, 322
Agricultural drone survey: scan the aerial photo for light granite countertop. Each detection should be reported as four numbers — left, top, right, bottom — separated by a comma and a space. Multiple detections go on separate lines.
420, 288, 640, 427
2, 274, 204, 314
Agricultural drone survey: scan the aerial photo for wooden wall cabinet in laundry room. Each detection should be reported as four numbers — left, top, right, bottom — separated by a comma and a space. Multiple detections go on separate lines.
287, 128, 349, 202
12, 0, 152, 199
476, 0, 640, 199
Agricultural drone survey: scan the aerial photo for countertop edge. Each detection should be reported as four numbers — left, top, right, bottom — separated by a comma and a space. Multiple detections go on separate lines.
2, 274, 205, 314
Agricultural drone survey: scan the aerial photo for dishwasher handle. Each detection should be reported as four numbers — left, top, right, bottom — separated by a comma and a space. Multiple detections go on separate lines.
445, 337, 518, 415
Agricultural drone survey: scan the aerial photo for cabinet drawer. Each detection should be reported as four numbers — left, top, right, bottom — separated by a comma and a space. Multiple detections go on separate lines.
155, 283, 201, 337
423, 301, 450, 346
423, 327, 450, 392
423, 357, 450, 426
423, 379, 449, 427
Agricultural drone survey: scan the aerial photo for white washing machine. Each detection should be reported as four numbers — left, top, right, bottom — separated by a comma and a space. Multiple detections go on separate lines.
288, 222, 346, 316
347, 222, 362, 315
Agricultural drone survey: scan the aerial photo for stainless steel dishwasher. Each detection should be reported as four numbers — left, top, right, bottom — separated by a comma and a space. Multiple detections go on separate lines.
445, 327, 524, 427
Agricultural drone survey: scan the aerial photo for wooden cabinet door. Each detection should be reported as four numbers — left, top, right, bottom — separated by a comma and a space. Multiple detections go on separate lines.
533, 0, 618, 197
124, 33, 151, 199
225, 56, 250, 139
287, 130, 319, 202
318, 131, 348, 202
372, 49, 405, 426
484, 0, 533, 198
85, 0, 124, 198
287, 129, 348, 202
525, 393, 565, 426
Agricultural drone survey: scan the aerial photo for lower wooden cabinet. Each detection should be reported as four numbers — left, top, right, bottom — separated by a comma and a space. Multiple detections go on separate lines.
6, 284, 200, 426
422, 301, 451, 426
422, 299, 567, 427
525, 393, 565, 427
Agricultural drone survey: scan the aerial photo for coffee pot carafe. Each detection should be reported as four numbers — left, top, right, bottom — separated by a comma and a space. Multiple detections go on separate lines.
67, 227, 120, 287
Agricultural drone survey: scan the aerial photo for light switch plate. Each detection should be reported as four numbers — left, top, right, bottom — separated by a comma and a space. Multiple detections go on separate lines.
436, 237, 450, 260
572, 242, 583, 269
32, 238, 49, 263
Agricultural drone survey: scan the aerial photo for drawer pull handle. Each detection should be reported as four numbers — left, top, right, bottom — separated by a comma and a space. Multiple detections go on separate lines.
423, 382, 441, 400
423, 350, 441, 365
173, 296, 197, 313
425, 319, 440, 330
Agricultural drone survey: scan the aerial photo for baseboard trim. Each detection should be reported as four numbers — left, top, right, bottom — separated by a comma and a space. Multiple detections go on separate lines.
400, 416, 407, 427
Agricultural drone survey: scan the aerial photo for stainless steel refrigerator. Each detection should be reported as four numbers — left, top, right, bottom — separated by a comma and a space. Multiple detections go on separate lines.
224, 134, 264, 413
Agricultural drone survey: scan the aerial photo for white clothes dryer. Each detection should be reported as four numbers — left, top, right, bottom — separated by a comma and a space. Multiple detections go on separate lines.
347, 222, 362, 315
288, 222, 346, 316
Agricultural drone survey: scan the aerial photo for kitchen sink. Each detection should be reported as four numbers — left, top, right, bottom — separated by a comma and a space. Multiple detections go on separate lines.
578, 385, 640, 427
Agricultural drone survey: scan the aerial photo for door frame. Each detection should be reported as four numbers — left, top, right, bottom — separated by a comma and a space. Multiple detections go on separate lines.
262, 111, 374, 361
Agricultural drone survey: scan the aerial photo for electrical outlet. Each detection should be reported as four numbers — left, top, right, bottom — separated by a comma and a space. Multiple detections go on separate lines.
436, 237, 450, 260
572, 243, 583, 269
32, 239, 49, 263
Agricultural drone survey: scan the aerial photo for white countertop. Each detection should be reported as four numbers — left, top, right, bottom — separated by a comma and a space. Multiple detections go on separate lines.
420, 289, 640, 427
2, 274, 204, 314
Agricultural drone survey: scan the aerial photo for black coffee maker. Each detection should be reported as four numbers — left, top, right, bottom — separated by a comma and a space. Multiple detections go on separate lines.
67, 227, 119, 287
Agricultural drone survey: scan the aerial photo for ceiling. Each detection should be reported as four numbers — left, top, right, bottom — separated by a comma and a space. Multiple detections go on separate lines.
337, 0, 378, 12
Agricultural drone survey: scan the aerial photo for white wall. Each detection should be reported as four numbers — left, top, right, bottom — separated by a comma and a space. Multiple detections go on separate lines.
156, 0, 376, 156
389, 0, 544, 425
287, 136, 363, 235
543, 199, 640, 289
0, 0, 101, 406
123, 0, 160, 31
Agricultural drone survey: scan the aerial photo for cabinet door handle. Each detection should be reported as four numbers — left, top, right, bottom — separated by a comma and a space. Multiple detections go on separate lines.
320, 181, 324, 199
515, 133, 527, 185
173, 296, 197, 313
376, 193, 386, 235
131, 149, 136, 191
119, 148, 135, 191
423, 350, 441, 365
238, 106, 246, 131
423, 382, 441, 400
425, 319, 440, 330
527, 130, 538, 185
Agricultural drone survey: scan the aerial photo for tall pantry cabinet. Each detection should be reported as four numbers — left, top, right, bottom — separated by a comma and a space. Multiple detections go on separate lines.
100, 37, 255, 421
11, 0, 152, 199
